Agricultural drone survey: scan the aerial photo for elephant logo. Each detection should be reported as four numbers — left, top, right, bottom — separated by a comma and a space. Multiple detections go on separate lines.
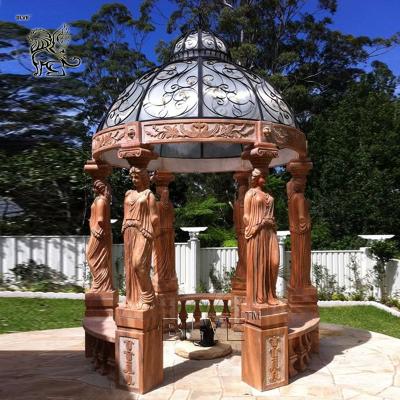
27, 24, 81, 77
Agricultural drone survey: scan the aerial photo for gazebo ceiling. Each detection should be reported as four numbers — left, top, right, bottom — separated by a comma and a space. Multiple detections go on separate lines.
92, 30, 306, 172
99, 30, 295, 129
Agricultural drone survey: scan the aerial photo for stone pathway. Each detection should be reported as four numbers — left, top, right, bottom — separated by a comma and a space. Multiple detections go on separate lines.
0, 323, 400, 399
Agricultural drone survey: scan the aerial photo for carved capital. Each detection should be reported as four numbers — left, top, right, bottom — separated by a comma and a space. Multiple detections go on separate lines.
287, 159, 313, 178
152, 171, 175, 188
241, 143, 279, 170
233, 171, 251, 187
84, 159, 112, 179
262, 123, 307, 158
118, 144, 158, 168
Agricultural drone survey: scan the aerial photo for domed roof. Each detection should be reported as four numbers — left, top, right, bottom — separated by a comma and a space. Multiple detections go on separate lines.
99, 30, 295, 131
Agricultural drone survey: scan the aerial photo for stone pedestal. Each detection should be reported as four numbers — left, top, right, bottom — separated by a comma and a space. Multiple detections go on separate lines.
231, 277, 246, 332
287, 285, 318, 314
115, 306, 163, 393
241, 303, 289, 391
152, 278, 178, 332
85, 291, 118, 318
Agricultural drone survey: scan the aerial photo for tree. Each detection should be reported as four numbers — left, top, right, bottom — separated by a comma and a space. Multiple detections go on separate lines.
308, 62, 400, 248
0, 22, 87, 151
0, 144, 88, 235
155, 0, 398, 128
0, 4, 155, 236
70, 2, 155, 130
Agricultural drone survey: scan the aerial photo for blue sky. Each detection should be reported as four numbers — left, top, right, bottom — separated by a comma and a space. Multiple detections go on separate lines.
0, 0, 399, 76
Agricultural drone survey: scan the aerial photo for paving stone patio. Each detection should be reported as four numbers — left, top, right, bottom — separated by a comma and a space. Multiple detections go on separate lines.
1, 323, 400, 399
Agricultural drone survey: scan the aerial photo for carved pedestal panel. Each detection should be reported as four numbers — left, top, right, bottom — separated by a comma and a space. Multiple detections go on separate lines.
85, 291, 118, 318
241, 303, 289, 391
231, 275, 246, 331
115, 306, 163, 393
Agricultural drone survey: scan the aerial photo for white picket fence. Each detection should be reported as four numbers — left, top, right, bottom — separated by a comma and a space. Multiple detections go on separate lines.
1, 236, 399, 297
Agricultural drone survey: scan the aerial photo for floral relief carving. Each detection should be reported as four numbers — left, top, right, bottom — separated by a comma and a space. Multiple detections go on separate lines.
145, 122, 254, 140
263, 124, 307, 156
267, 335, 281, 384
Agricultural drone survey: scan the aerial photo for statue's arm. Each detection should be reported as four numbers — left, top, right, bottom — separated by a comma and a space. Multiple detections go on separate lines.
92, 198, 106, 238
149, 193, 161, 237
243, 191, 251, 227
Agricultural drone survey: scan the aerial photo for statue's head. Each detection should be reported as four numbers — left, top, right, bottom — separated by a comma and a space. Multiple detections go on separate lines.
129, 167, 150, 189
250, 168, 266, 188
93, 179, 111, 200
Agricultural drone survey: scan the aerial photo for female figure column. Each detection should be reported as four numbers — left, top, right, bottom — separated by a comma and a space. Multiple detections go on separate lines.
122, 167, 160, 310
115, 164, 163, 394
87, 179, 113, 292
83, 160, 117, 320
243, 168, 280, 305
241, 144, 288, 392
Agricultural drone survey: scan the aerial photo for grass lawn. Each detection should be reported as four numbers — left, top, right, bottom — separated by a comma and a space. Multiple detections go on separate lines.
0, 298, 84, 334
319, 305, 400, 339
0, 299, 399, 339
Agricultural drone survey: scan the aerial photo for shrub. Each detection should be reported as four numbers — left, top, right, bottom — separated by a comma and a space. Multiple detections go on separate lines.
11, 259, 66, 286
370, 240, 398, 301
347, 256, 373, 301
209, 265, 235, 293
312, 263, 346, 300
9, 259, 83, 293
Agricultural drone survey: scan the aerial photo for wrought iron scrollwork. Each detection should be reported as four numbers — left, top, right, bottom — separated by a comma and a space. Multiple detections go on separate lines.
202, 60, 258, 119
99, 30, 296, 130
104, 69, 157, 128
139, 61, 198, 120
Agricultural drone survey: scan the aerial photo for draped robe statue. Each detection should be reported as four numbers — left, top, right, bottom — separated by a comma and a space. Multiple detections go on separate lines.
287, 176, 312, 287
86, 179, 113, 292
233, 175, 248, 283
122, 167, 160, 310
153, 186, 176, 281
244, 169, 279, 305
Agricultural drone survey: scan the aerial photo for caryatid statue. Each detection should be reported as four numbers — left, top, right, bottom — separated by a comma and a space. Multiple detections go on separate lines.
122, 167, 160, 310
232, 171, 250, 287
86, 178, 114, 292
152, 172, 176, 284
287, 160, 312, 288
243, 168, 280, 305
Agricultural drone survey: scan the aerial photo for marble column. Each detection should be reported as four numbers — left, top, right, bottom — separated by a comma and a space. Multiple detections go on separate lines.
114, 144, 163, 394
240, 144, 289, 391
230, 171, 250, 331
151, 171, 178, 333
286, 159, 318, 314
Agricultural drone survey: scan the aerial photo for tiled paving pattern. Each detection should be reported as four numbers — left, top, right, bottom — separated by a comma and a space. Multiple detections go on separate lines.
1, 323, 400, 399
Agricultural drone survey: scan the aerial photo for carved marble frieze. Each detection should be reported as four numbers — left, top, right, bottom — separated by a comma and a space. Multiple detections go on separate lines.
118, 337, 139, 389
142, 120, 257, 143
262, 123, 307, 157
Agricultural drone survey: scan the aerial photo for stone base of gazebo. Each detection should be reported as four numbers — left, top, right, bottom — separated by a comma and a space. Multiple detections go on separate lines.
83, 298, 319, 394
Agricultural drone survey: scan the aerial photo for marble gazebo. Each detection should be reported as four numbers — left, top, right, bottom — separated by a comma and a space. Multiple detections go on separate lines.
83, 30, 319, 394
